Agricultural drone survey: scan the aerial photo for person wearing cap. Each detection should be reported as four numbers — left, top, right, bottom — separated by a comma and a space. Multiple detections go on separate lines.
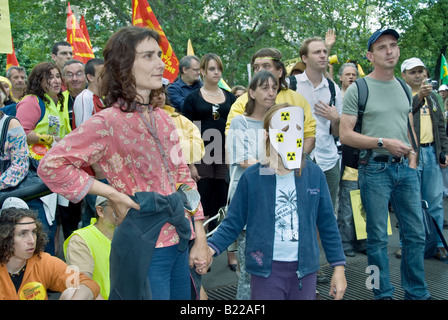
340, 29, 432, 300
0, 207, 100, 300
401, 57, 448, 261
0, 77, 14, 107
63, 195, 116, 299
290, 61, 306, 76
439, 84, 448, 102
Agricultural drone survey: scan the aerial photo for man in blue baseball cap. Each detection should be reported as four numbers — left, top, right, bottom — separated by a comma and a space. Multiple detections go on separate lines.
367, 29, 400, 52
340, 28, 432, 300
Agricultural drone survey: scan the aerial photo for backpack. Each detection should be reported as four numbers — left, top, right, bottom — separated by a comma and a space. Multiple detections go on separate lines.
341, 77, 415, 169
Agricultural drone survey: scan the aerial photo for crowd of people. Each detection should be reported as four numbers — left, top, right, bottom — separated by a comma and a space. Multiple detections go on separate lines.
0, 24, 447, 301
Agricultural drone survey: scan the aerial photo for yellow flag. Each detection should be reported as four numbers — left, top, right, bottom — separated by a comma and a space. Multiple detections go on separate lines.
187, 39, 194, 55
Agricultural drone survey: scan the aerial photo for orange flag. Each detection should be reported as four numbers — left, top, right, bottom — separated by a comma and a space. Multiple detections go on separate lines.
132, 0, 179, 83
6, 38, 19, 70
66, 3, 94, 64
79, 15, 92, 50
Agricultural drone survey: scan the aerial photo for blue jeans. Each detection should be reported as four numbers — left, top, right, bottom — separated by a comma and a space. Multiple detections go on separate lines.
147, 245, 191, 300
417, 145, 445, 247
359, 156, 429, 300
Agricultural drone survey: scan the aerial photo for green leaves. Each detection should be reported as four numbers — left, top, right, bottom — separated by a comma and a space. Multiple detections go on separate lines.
2, 0, 445, 87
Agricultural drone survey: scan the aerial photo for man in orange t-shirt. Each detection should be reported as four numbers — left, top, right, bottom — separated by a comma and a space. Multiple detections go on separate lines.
0, 204, 100, 300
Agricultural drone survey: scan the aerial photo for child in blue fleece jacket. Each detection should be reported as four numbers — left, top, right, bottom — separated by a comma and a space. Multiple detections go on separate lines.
207, 104, 346, 300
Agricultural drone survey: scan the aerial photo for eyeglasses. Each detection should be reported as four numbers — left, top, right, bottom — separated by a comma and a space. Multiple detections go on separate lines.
66, 71, 84, 79
212, 104, 220, 120
188, 68, 200, 72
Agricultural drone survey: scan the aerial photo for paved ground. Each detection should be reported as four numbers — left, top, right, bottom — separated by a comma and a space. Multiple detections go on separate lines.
203, 198, 448, 300
49, 198, 448, 300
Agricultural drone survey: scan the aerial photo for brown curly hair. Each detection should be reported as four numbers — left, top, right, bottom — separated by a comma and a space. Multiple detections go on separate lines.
101, 26, 160, 112
0, 208, 48, 264
24, 62, 65, 110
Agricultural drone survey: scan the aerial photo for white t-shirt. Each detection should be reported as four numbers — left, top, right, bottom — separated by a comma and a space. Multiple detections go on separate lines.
273, 170, 298, 261
294, 72, 342, 171
73, 89, 104, 128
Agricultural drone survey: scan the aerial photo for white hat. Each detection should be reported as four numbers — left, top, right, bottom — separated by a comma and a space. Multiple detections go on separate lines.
439, 84, 448, 91
1, 197, 29, 214
401, 57, 426, 73
95, 195, 108, 207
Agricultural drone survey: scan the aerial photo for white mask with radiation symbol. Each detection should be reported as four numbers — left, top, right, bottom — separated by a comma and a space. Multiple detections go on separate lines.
268, 106, 304, 170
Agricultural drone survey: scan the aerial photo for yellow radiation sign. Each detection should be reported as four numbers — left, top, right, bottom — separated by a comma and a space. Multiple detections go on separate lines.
276, 133, 284, 142
19, 282, 47, 300
280, 112, 290, 121
287, 152, 296, 161
297, 139, 302, 148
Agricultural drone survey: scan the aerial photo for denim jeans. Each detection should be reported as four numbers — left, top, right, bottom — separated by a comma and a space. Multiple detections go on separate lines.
147, 245, 191, 300
358, 157, 430, 300
417, 145, 445, 247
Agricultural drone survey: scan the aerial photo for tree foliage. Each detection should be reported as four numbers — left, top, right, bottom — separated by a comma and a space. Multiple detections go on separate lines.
2, 0, 447, 87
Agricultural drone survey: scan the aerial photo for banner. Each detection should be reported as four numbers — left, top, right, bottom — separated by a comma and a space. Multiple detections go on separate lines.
441, 54, 448, 85
132, 0, 178, 83
66, 3, 94, 64
350, 189, 392, 240
79, 15, 92, 50
187, 39, 194, 56
0, 0, 12, 54
6, 37, 19, 70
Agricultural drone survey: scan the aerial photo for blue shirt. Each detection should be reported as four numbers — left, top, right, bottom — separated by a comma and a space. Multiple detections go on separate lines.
166, 77, 202, 112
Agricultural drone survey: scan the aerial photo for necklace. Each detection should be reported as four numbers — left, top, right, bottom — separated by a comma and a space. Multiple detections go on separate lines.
201, 87, 221, 97
9, 264, 26, 278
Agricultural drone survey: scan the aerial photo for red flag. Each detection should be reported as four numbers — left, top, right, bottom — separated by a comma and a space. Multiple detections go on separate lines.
6, 38, 19, 70
132, 0, 179, 83
66, 3, 94, 63
79, 15, 92, 50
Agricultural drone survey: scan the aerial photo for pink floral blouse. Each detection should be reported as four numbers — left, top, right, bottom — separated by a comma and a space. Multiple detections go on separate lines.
38, 102, 204, 247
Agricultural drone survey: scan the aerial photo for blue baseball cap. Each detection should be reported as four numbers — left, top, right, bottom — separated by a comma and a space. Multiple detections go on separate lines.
367, 29, 400, 51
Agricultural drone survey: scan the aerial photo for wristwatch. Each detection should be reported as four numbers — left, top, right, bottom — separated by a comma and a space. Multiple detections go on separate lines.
378, 138, 384, 148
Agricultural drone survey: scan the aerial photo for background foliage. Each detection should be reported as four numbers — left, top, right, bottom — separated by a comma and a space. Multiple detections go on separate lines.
2, 0, 447, 87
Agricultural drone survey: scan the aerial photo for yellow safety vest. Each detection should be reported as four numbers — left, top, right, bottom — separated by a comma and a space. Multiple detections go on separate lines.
63, 219, 111, 299
27, 92, 71, 160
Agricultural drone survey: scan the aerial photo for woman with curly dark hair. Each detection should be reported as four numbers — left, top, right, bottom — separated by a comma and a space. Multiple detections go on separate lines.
0, 206, 100, 299
38, 26, 209, 300
15, 62, 71, 161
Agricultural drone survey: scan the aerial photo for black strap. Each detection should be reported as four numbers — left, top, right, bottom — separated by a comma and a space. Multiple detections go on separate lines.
354, 78, 369, 133
288, 75, 297, 91
0, 116, 15, 157
327, 78, 336, 106
395, 78, 417, 151
431, 216, 448, 251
